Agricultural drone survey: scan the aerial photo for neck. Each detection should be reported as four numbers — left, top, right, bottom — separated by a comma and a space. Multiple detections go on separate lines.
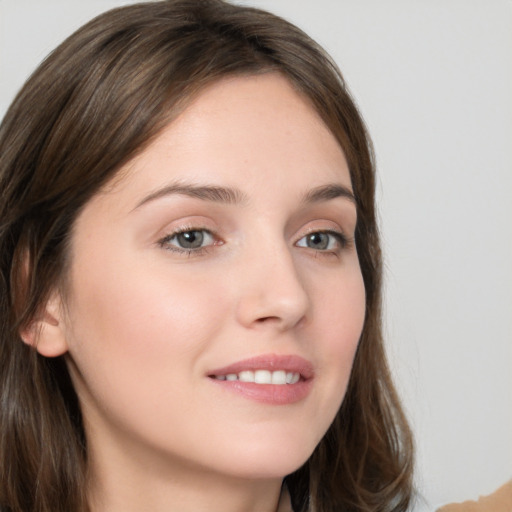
86, 438, 287, 512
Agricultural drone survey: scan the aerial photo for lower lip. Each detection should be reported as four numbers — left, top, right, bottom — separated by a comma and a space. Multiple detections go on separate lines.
209, 378, 313, 405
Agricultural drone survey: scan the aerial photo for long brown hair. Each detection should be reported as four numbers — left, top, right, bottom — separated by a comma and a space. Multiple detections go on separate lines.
0, 1, 414, 510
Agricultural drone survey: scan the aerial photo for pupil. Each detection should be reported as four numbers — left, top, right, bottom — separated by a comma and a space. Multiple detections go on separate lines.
178, 231, 203, 249
308, 233, 328, 250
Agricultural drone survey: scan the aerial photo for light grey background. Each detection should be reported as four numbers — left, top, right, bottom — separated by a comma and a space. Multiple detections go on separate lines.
1, 1, 511, 510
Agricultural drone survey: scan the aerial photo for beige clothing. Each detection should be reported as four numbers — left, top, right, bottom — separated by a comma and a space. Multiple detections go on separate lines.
437, 480, 512, 512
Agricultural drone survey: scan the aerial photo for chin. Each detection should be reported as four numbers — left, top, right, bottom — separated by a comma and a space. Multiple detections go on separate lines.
212, 433, 318, 480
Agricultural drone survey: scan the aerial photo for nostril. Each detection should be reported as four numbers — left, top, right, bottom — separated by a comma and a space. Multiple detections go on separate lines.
256, 316, 279, 323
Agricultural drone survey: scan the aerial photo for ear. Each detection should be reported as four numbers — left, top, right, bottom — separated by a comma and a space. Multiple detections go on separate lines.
19, 291, 69, 358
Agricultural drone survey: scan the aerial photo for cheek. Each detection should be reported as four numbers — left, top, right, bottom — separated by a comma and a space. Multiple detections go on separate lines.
76, 257, 223, 341
62, 256, 236, 457
314, 261, 365, 345
309, 266, 366, 410
63, 253, 230, 399
330, 272, 366, 359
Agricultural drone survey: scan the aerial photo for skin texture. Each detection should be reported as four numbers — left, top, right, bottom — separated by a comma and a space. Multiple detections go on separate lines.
34, 74, 366, 512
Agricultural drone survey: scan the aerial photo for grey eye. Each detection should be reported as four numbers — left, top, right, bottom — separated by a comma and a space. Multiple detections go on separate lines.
296, 232, 341, 251
175, 231, 205, 249
306, 233, 329, 250
163, 230, 215, 250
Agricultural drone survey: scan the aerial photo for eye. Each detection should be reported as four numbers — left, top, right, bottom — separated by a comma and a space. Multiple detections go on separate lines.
296, 231, 346, 252
159, 229, 215, 253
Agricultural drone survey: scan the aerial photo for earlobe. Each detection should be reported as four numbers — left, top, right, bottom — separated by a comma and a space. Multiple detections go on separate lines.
19, 292, 69, 358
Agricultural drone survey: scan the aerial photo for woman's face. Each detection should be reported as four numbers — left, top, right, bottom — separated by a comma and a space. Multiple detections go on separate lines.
57, 73, 366, 481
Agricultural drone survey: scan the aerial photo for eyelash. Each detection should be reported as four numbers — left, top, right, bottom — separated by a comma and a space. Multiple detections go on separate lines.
157, 227, 352, 258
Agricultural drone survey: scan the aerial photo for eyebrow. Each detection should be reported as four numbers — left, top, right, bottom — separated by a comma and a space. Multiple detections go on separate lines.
134, 181, 249, 209
302, 184, 356, 205
134, 181, 356, 210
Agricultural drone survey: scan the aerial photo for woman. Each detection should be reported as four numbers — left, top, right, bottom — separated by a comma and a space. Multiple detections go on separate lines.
0, 1, 414, 511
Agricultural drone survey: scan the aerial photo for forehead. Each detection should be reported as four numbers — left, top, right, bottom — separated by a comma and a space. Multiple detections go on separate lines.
101, 72, 351, 209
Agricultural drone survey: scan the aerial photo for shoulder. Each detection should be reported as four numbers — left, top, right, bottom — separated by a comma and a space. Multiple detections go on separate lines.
436, 480, 512, 512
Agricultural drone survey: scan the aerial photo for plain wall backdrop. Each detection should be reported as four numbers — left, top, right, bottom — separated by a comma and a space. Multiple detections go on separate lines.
1, 1, 511, 510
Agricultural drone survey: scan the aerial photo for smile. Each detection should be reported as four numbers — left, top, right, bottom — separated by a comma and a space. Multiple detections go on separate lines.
212, 370, 301, 385
208, 354, 313, 405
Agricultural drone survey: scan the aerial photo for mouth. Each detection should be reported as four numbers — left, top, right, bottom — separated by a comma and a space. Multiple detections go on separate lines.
207, 354, 313, 405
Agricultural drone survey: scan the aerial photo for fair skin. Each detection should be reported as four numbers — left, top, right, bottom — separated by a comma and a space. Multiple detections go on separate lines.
30, 74, 366, 512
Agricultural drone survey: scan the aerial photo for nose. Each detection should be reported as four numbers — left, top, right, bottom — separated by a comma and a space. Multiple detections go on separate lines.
234, 242, 310, 331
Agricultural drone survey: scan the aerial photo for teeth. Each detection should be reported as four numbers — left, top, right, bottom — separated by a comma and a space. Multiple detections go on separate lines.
286, 372, 300, 384
254, 370, 271, 384
271, 370, 286, 385
239, 370, 254, 382
214, 370, 300, 384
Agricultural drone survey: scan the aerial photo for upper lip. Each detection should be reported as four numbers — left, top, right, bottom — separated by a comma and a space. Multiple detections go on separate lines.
208, 354, 314, 380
